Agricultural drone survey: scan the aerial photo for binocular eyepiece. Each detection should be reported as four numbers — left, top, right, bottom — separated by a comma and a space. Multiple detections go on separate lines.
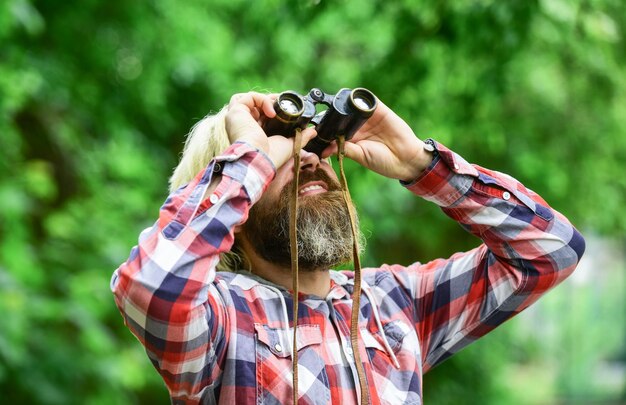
262, 87, 377, 156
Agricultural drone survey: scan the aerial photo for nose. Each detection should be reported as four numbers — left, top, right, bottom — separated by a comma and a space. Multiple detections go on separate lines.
299, 150, 320, 172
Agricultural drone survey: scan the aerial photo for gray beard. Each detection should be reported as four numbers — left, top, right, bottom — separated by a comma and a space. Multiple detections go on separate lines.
244, 185, 364, 272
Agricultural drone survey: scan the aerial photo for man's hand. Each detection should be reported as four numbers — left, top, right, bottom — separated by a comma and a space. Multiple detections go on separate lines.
225, 92, 317, 168
321, 98, 433, 182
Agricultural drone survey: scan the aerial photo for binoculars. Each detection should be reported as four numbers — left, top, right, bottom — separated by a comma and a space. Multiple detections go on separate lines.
262, 87, 378, 156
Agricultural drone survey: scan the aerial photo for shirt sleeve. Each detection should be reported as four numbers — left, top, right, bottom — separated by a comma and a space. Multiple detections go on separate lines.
110, 142, 275, 401
386, 140, 586, 372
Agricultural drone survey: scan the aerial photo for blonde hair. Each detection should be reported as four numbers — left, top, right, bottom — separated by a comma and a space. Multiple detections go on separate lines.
169, 105, 248, 272
169, 106, 230, 193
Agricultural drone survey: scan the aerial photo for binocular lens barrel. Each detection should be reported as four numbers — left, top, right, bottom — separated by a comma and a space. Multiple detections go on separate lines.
275, 92, 304, 122
262, 87, 378, 156
353, 97, 371, 110
350, 88, 376, 115
263, 91, 305, 137
279, 98, 301, 115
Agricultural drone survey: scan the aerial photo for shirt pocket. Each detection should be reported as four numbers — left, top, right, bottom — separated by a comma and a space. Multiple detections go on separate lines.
363, 320, 422, 405
362, 320, 409, 355
254, 323, 330, 405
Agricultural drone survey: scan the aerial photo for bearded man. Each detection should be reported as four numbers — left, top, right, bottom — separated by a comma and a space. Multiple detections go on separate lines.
111, 92, 585, 404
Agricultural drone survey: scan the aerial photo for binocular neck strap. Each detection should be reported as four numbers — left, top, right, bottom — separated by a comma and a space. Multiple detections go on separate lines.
288, 131, 370, 405
337, 135, 370, 405
290, 129, 303, 405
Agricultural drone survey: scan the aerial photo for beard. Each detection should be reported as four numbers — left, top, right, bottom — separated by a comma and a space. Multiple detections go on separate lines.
243, 168, 364, 272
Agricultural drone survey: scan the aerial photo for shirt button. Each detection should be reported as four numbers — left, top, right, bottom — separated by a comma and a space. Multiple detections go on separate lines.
209, 194, 219, 204
502, 191, 511, 201
274, 343, 282, 353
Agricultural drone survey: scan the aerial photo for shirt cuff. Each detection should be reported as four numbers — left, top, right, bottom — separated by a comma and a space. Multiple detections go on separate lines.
403, 140, 479, 207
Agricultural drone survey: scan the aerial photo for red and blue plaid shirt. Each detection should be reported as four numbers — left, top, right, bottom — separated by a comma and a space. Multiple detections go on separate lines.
111, 141, 585, 404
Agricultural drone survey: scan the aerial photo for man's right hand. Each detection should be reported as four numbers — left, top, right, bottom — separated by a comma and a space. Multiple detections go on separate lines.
225, 92, 317, 169
321, 98, 433, 182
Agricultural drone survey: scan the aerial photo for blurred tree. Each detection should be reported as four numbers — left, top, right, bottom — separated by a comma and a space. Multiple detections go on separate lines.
1, 0, 624, 403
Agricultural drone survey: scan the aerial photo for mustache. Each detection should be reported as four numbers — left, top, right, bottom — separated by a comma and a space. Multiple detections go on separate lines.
287, 168, 342, 193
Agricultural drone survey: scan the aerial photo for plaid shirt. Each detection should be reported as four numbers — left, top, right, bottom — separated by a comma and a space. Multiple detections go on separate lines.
111, 141, 585, 404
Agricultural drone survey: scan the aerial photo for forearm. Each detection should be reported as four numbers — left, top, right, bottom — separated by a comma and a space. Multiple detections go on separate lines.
110, 142, 275, 394
401, 140, 585, 368
408, 140, 584, 278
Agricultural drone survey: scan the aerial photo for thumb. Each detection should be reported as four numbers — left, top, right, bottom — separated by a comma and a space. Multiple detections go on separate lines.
299, 127, 318, 148
320, 142, 337, 159
321, 140, 366, 164
339, 141, 367, 166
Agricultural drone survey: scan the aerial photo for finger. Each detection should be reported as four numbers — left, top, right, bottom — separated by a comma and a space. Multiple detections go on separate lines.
254, 94, 279, 125
229, 92, 274, 115
339, 141, 367, 166
228, 93, 246, 108
320, 143, 337, 159
299, 127, 318, 147
262, 94, 277, 118
244, 92, 276, 119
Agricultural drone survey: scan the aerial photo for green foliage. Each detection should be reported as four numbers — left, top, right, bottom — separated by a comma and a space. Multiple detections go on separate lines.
1, 0, 624, 403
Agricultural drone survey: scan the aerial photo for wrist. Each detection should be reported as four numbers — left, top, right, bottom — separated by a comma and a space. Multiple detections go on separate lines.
402, 140, 435, 182
417, 139, 436, 170
236, 135, 269, 155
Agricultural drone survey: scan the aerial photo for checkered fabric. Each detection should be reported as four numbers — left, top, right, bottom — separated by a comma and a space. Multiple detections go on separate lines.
111, 140, 585, 404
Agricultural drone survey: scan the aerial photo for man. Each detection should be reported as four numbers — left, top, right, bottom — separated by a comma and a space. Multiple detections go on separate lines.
111, 92, 585, 404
